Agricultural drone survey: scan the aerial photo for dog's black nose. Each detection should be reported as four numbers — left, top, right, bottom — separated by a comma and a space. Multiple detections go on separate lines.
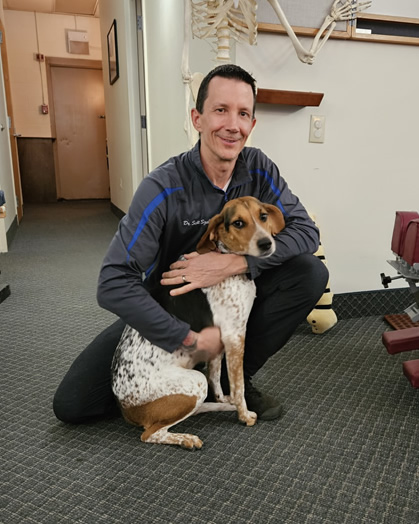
257, 238, 272, 252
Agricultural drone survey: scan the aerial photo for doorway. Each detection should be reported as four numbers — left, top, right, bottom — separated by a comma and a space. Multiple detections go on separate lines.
46, 58, 110, 200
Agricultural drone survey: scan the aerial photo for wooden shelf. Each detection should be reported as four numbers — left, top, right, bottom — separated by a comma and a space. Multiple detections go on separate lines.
256, 88, 324, 107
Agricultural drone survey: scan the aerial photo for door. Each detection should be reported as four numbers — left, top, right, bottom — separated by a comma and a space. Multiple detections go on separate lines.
49, 60, 109, 199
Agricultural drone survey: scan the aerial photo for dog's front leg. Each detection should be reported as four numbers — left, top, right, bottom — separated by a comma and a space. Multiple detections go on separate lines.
225, 336, 257, 426
207, 354, 229, 402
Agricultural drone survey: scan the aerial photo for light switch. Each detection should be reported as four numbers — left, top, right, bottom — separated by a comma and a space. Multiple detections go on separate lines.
309, 115, 325, 143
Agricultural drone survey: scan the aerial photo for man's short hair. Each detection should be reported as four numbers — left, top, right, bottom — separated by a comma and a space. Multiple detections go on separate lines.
195, 64, 257, 117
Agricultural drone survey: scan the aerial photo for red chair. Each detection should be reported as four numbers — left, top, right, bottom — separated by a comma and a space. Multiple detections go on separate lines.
391, 211, 419, 257
382, 328, 419, 388
382, 211, 419, 389
402, 219, 419, 267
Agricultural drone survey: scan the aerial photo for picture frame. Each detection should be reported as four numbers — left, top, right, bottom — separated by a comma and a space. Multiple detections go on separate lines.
107, 19, 119, 85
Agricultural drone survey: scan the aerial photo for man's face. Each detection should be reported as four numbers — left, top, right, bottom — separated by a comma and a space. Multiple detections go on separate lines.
191, 76, 256, 166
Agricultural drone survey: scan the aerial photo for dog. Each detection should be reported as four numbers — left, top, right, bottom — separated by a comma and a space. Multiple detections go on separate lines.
112, 196, 285, 449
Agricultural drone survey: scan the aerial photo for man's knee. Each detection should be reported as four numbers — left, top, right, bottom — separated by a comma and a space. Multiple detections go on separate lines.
297, 254, 329, 297
52, 383, 87, 424
53, 391, 80, 424
53, 386, 118, 424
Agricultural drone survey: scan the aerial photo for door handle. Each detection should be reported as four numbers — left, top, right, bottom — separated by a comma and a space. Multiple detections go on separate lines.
98, 115, 106, 119
0, 124, 4, 131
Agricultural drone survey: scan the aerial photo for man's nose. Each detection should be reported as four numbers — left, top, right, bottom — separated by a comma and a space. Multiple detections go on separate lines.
225, 112, 239, 131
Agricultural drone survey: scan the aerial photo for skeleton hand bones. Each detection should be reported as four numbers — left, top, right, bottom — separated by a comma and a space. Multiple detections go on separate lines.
267, 0, 372, 65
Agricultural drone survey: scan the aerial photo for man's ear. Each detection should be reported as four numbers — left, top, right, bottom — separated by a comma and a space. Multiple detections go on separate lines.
191, 108, 202, 133
250, 117, 256, 133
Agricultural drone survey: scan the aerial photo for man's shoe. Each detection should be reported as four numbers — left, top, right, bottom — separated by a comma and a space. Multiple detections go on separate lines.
244, 378, 283, 421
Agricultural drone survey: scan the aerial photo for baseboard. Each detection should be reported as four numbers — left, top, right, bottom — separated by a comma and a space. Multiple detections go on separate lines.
333, 287, 414, 319
6, 214, 18, 248
110, 202, 125, 220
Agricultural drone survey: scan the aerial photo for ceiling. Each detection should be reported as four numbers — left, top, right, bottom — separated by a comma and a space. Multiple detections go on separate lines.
3, 0, 100, 17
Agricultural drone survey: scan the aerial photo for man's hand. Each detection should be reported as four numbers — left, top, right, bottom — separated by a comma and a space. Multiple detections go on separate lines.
181, 326, 224, 362
161, 251, 248, 296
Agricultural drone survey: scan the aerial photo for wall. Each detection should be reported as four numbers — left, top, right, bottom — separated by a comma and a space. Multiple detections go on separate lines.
98, 0, 144, 213
236, 29, 419, 293
138, 0, 419, 294
142, 0, 216, 171
97, 0, 218, 212
4, 10, 102, 138
0, 2, 17, 250
3, 1, 418, 293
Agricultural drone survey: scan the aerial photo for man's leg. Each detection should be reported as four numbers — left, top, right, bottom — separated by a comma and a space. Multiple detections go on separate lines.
244, 254, 329, 377
53, 319, 125, 423
242, 254, 329, 419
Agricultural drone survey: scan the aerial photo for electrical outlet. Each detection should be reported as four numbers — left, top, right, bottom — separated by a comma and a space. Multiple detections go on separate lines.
309, 115, 325, 143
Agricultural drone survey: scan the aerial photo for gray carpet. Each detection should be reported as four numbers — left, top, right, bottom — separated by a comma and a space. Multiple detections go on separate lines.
1, 201, 419, 524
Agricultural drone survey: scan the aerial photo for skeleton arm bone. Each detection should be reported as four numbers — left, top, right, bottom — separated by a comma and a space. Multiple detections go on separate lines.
266, 0, 372, 65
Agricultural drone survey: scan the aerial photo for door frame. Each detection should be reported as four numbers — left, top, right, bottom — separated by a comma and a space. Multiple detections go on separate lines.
0, 19, 23, 222
45, 57, 104, 199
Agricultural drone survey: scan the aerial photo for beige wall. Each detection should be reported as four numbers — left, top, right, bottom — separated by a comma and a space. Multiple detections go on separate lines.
2, 0, 419, 292
142, 0, 216, 171
97, 0, 217, 213
4, 10, 102, 137
237, 32, 419, 293
98, 0, 147, 213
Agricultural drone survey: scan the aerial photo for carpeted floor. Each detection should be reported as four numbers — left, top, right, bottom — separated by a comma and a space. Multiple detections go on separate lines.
1, 201, 418, 524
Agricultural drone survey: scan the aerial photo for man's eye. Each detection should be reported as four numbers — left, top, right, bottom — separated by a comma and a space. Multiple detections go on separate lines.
216, 108, 225, 113
232, 220, 245, 229
260, 213, 268, 222
240, 112, 249, 118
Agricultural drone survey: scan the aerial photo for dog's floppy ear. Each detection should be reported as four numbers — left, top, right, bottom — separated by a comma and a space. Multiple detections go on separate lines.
196, 213, 224, 253
264, 204, 286, 236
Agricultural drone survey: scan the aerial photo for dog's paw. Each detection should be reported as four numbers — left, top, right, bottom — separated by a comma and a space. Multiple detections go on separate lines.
240, 410, 257, 427
216, 394, 232, 404
180, 434, 203, 450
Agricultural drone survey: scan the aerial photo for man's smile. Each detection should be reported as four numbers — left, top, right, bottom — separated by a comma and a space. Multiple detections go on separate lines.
218, 135, 240, 145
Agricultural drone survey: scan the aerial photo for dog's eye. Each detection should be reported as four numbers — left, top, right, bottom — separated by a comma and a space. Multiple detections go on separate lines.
232, 220, 245, 229
260, 213, 268, 222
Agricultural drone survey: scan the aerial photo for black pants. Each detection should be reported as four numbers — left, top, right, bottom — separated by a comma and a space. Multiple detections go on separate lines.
53, 254, 329, 423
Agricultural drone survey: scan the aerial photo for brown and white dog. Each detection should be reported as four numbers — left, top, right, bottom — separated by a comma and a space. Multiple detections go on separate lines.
112, 196, 285, 449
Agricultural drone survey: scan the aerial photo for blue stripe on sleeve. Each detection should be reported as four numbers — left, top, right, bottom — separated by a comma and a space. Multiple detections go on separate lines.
250, 168, 287, 216
126, 187, 183, 261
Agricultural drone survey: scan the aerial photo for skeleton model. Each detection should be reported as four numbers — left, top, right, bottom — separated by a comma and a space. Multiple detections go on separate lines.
266, 0, 372, 65
182, 0, 371, 146
182, 0, 258, 146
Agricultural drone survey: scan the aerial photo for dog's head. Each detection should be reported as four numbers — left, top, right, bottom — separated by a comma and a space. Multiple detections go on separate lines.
196, 196, 285, 258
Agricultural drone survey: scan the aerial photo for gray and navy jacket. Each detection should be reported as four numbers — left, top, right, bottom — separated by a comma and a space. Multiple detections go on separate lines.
97, 142, 319, 353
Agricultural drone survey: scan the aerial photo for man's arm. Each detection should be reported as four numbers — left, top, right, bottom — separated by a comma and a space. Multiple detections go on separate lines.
160, 251, 248, 296
97, 178, 194, 353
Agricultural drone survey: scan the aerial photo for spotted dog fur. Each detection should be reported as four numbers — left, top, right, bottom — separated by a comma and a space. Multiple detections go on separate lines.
112, 196, 285, 449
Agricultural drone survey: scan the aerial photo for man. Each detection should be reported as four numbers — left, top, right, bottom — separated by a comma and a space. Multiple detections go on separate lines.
53, 64, 328, 424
